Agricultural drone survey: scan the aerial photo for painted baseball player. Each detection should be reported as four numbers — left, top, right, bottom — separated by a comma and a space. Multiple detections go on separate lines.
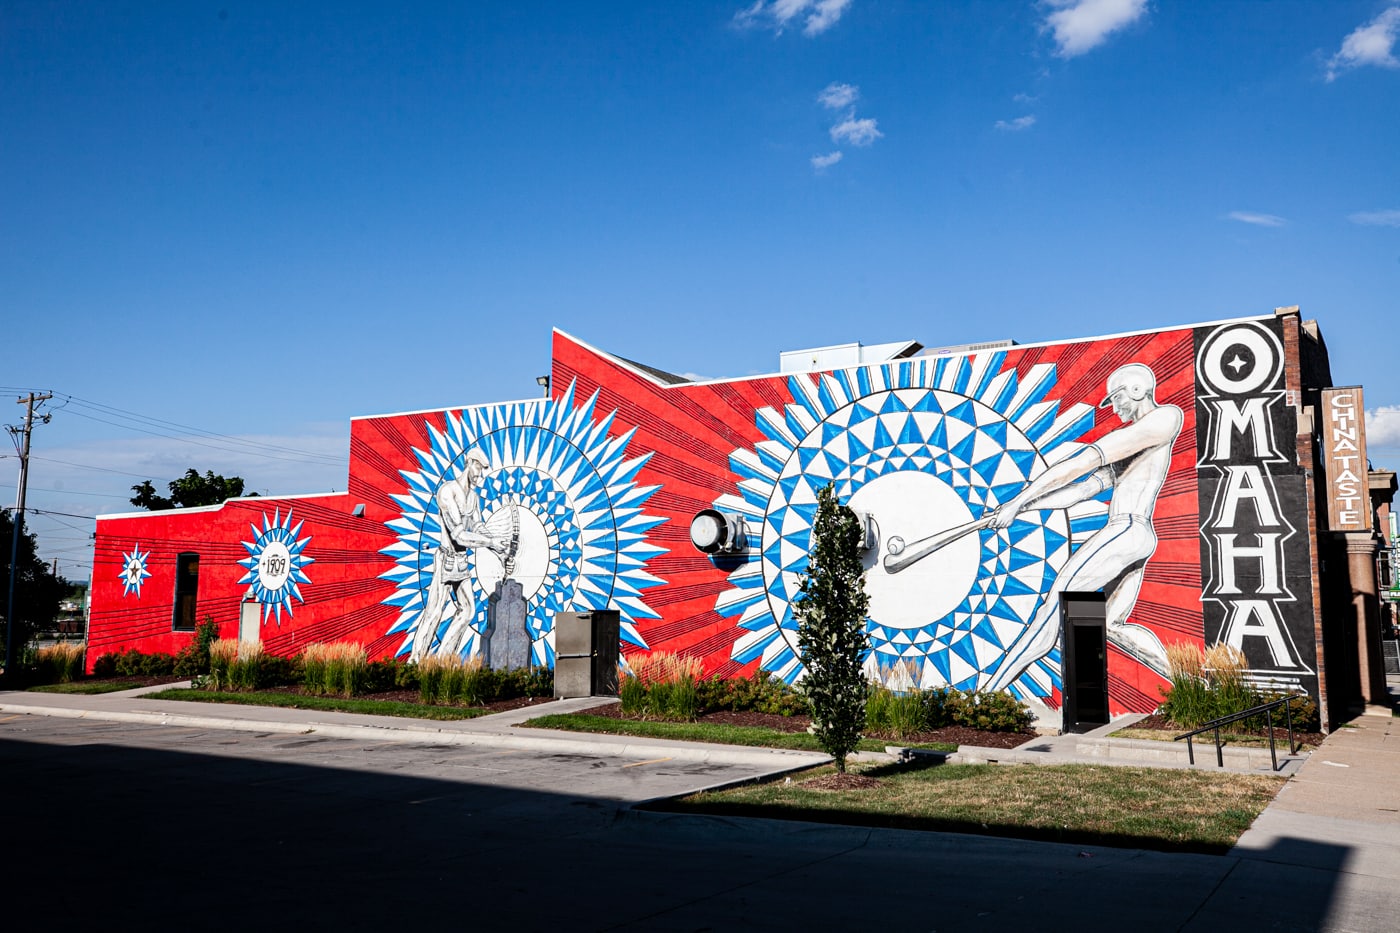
984, 362, 1181, 691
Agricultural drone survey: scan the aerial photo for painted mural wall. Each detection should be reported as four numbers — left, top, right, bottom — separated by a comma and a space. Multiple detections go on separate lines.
89, 314, 1321, 717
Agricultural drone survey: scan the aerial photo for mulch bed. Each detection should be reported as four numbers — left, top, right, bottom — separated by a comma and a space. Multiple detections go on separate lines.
801, 773, 885, 791
576, 704, 1036, 750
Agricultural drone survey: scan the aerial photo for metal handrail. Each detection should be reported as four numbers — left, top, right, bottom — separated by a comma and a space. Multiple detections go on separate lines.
1172, 693, 1306, 772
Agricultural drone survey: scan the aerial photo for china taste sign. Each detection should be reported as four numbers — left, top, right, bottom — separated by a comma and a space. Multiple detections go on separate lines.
1320, 387, 1371, 532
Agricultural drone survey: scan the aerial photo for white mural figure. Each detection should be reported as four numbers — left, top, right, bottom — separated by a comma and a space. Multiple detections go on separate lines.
409, 450, 516, 660
985, 363, 1181, 689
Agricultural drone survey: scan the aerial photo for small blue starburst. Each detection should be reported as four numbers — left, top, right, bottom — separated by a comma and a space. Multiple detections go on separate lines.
119, 544, 152, 598
238, 509, 314, 625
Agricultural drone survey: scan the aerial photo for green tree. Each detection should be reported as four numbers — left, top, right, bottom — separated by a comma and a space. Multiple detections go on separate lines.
130, 469, 250, 510
2, 509, 67, 669
794, 484, 871, 772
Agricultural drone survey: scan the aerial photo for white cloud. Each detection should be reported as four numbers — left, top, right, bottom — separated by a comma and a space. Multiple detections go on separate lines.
818, 82, 859, 110
733, 0, 852, 37
811, 151, 844, 171
1043, 0, 1148, 58
1349, 208, 1400, 227
1326, 7, 1400, 81
1366, 405, 1400, 455
830, 115, 882, 146
995, 115, 1037, 131
1227, 211, 1287, 227
1013, 92, 1039, 103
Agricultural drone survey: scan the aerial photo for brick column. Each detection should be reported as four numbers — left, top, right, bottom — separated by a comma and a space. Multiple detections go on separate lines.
1340, 530, 1389, 710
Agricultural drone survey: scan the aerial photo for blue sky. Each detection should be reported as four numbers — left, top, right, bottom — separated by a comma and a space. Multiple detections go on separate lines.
3, 1, 1398, 579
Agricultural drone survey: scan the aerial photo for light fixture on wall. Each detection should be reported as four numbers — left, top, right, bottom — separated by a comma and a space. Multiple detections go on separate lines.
857, 511, 878, 552
689, 509, 750, 554
536, 375, 550, 397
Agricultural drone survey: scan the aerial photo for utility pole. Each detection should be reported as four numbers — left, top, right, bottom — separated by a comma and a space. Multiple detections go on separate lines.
5, 392, 52, 681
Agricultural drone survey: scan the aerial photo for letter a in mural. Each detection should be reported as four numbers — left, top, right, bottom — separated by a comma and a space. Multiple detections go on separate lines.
381, 384, 667, 667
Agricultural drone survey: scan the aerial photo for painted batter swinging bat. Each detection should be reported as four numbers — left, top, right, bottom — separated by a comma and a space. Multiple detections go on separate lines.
883, 515, 995, 574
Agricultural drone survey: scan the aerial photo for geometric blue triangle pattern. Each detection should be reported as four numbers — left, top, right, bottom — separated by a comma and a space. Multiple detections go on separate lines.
711, 354, 1096, 696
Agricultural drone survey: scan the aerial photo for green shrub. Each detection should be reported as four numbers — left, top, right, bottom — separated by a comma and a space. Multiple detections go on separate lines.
174, 617, 220, 677
942, 687, 1034, 732
866, 684, 1033, 736
365, 657, 418, 692
695, 670, 808, 716
97, 648, 177, 677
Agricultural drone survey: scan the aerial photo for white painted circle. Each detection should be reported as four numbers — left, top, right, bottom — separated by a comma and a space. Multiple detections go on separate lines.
1200, 324, 1280, 395
474, 507, 551, 599
257, 542, 292, 591
849, 471, 981, 631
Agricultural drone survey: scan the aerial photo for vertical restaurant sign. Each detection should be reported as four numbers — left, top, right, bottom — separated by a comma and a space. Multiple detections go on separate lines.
1320, 386, 1371, 532
1194, 317, 1317, 697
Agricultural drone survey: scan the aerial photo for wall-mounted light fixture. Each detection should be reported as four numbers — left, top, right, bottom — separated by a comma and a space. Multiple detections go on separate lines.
351, 503, 366, 518
857, 511, 878, 552
689, 509, 749, 554
536, 375, 550, 397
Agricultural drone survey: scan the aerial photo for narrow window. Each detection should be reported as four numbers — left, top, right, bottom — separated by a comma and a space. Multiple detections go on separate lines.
173, 552, 200, 631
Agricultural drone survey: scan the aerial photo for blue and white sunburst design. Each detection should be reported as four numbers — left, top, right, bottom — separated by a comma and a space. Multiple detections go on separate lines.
381, 383, 666, 666
709, 353, 1107, 699
119, 544, 152, 598
238, 510, 315, 625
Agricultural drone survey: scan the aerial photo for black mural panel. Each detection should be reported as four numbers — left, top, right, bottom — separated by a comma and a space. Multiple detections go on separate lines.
1194, 317, 1318, 701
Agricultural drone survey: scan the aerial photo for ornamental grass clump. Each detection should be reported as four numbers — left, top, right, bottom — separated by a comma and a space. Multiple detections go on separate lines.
1160, 642, 1261, 730
620, 652, 705, 721
207, 638, 285, 691
33, 641, 85, 683
301, 641, 368, 697
207, 638, 239, 688
418, 653, 490, 706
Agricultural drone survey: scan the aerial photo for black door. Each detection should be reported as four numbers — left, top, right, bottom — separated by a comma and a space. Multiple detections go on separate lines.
1061, 593, 1108, 732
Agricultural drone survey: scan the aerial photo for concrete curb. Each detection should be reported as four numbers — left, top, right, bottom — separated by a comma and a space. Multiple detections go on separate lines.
0, 700, 831, 768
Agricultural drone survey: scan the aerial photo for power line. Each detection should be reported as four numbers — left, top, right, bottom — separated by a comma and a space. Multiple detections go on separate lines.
50, 394, 345, 465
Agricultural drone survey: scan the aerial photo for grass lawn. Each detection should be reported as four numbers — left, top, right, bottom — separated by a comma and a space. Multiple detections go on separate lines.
27, 680, 152, 695
143, 688, 494, 720
521, 712, 956, 753
659, 759, 1285, 853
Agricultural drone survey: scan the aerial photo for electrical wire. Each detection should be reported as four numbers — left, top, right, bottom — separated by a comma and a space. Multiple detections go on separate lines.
49, 394, 345, 465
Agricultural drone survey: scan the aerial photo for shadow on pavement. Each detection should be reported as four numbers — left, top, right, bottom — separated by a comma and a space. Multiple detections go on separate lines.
1, 735, 1350, 932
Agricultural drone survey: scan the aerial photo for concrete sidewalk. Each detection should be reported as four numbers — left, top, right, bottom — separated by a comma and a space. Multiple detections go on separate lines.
0, 683, 830, 770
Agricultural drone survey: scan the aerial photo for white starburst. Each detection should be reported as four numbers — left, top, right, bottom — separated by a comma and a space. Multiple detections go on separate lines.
380, 383, 667, 666
238, 510, 314, 625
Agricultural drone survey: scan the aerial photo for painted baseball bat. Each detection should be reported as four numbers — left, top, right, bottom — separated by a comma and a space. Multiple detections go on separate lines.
883, 515, 995, 574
